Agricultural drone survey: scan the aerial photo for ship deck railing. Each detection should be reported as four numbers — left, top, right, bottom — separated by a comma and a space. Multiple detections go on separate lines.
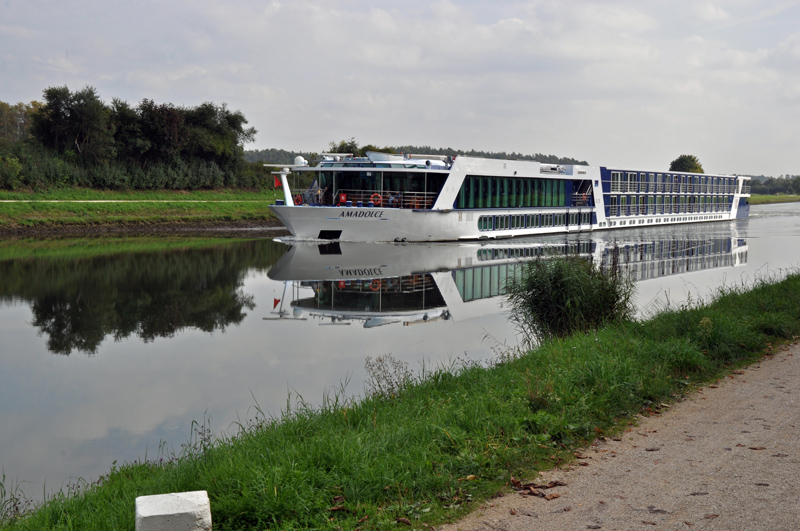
571, 193, 593, 207
310, 275, 433, 295
331, 189, 437, 209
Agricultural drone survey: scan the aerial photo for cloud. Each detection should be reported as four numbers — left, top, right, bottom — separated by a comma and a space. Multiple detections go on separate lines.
1, 0, 799, 174
693, 3, 732, 21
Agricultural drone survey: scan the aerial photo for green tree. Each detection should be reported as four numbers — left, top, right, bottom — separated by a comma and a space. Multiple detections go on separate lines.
669, 154, 704, 173
70, 86, 116, 163
0, 100, 40, 143
30, 85, 116, 163
110, 98, 150, 164
137, 98, 186, 164
31, 85, 72, 152
326, 138, 398, 158
184, 102, 256, 170
19, 85, 261, 190
327, 137, 360, 156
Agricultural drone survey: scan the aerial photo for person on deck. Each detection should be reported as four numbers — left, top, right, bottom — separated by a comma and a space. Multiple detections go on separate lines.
388, 191, 402, 208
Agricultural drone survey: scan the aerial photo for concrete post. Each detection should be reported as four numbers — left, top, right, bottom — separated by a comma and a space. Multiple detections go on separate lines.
135, 491, 212, 531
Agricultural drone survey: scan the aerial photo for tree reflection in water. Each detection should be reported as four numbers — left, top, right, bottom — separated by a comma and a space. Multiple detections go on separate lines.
0, 239, 286, 355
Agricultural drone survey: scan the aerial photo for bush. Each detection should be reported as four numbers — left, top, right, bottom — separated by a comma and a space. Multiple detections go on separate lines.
0, 156, 22, 189
505, 252, 635, 341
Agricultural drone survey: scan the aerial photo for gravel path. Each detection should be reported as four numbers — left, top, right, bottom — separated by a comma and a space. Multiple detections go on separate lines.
440, 342, 800, 531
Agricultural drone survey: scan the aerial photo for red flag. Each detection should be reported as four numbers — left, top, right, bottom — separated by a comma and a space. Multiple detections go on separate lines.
273, 298, 281, 309
274, 175, 282, 188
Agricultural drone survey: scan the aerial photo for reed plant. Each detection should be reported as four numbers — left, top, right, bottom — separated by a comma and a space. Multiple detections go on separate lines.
3, 269, 799, 530
505, 251, 635, 341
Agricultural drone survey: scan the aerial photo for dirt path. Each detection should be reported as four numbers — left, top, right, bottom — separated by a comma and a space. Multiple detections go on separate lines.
440, 343, 800, 531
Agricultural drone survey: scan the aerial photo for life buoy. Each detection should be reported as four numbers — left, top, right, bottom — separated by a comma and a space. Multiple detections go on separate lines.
294, 194, 303, 205
371, 193, 382, 206
370, 279, 381, 291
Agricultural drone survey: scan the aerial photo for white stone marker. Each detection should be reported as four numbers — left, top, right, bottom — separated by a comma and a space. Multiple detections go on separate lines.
135, 490, 212, 531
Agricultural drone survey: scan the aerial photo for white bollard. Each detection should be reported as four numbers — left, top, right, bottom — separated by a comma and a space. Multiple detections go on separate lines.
135, 491, 212, 531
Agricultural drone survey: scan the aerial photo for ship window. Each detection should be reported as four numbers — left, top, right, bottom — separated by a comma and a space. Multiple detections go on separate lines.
456, 177, 568, 210
611, 171, 622, 192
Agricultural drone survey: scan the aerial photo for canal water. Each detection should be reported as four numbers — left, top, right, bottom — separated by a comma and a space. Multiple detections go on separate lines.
1, 203, 798, 502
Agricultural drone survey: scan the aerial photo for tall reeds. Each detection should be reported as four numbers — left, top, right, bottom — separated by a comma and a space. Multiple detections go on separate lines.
505, 250, 635, 341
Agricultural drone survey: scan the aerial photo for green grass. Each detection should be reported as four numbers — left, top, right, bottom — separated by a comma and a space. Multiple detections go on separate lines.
3, 270, 800, 530
0, 189, 284, 228
748, 193, 800, 205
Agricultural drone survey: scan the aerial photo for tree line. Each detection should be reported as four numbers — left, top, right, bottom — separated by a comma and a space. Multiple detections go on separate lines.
0, 100, 41, 144
244, 138, 589, 166
1, 86, 265, 190
749, 174, 800, 195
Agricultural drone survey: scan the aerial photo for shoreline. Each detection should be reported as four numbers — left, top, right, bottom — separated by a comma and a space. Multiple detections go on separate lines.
0, 218, 288, 237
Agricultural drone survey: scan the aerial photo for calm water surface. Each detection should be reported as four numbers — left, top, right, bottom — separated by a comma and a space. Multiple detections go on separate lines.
1, 203, 799, 501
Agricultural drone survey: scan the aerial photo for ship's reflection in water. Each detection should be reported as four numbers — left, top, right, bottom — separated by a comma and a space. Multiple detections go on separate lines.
268, 234, 748, 328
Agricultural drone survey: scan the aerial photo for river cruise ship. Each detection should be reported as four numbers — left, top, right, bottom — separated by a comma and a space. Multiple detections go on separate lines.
269, 152, 751, 242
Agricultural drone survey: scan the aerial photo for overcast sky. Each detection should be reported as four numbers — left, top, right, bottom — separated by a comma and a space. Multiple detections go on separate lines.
2, 0, 799, 176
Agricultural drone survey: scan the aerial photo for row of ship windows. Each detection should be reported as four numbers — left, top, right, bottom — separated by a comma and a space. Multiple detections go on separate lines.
610, 254, 741, 281
607, 195, 733, 205
603, 239, 734, 262
606, 196, 733, 217
476, 241, 596, 262
457, 176, 567, 209
453, 264, 525, 302
455, 249, 741, 302
478, 212, 593, 231
609, 171, 736, 188
598, 214, 726, 228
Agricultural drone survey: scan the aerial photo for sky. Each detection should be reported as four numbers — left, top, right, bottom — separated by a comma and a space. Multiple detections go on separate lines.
2, 0, 799, 176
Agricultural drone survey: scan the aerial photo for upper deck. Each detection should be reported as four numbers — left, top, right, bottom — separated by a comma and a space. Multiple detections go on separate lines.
288, 152, 596, 210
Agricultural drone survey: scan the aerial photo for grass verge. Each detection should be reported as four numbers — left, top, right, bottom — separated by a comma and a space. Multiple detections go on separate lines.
748, 194, 800, 205
2, 271, 800, 530
0, 189, 283, 229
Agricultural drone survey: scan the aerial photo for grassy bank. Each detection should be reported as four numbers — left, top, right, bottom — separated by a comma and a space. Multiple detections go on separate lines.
3, 270, 800, 530
0, 189, 282, 229
748, 193, 800, 205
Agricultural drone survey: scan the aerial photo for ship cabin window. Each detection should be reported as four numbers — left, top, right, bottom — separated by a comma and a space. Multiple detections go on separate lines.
611, 171, 622, 192
626, 173, 637, 192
